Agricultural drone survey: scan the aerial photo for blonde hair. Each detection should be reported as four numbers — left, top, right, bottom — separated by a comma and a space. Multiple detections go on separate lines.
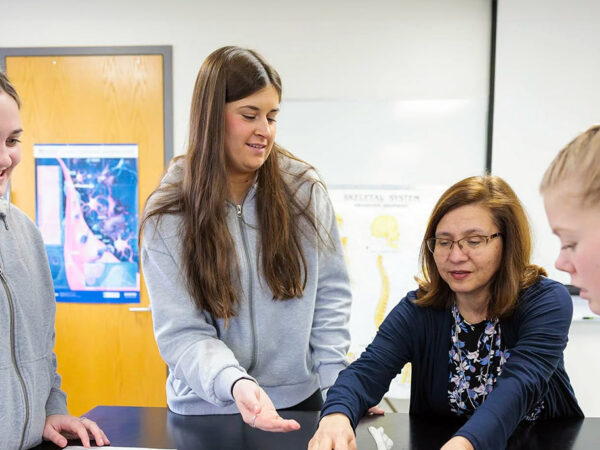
540, 124, 600, 206
0, 71, 21, 108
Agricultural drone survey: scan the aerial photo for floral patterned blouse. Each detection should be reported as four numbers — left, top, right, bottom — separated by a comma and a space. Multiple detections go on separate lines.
448, 304, 544, 420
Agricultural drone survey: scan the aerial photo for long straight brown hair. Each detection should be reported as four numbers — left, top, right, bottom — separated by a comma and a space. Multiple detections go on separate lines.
416, 175, 546, 319
142, 46, 325, 319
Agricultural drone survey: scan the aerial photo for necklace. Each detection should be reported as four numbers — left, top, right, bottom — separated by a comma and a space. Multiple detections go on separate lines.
451, 304, 500, 413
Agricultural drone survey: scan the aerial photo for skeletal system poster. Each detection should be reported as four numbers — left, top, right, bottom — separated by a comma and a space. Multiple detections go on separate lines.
34, 144, 140, 303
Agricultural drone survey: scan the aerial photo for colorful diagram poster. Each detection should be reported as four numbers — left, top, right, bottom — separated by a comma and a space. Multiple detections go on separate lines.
329, 185, 447, 398
34, 144, 140, 304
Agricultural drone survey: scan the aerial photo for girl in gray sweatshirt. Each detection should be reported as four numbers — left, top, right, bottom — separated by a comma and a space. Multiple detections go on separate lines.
141, 47, 352, 433
0, 72, 109, 449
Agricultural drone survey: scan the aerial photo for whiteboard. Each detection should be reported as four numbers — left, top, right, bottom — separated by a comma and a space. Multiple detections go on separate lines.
277, 98, 488, 187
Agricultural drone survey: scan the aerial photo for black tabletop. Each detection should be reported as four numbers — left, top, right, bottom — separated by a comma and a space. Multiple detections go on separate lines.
34, 406, 599, 449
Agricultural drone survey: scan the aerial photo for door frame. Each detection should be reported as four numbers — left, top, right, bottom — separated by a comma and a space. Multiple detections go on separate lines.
0, 45, 174, 166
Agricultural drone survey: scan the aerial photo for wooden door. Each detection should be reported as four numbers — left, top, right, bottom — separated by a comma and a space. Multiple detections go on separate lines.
7, 54, 167, 415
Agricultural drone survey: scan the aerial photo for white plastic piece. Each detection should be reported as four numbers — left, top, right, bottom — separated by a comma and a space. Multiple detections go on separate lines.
368, 425, 394, 450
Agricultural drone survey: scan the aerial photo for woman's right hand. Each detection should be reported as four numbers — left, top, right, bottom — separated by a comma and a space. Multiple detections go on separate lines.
232, 379, 301, 433
308, 413, 356, 450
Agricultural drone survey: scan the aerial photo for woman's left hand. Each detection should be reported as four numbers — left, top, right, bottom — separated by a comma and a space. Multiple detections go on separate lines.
440, 436, 474, 450
43, 414, 110, 448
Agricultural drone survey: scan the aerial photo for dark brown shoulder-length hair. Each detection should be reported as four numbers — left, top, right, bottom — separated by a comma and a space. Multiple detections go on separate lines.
142, 46, 325, 319
415, 175, 546, 319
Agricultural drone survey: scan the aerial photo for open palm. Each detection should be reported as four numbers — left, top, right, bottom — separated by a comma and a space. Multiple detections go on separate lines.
233, 379, 301, 432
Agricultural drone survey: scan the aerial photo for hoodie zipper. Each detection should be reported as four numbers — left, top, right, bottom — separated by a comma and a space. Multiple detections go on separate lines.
0, 265, 30, 450
234, 202, 258, 373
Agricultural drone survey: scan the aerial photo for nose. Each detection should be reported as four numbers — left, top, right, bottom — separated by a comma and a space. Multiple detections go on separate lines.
254, 117, 272, 138
0, 144, 12, 168
555, 251, 575, 274
447, 242, 469, 262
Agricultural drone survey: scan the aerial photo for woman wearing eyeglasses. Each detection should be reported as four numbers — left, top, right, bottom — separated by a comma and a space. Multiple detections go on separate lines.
308, 175, 582, 450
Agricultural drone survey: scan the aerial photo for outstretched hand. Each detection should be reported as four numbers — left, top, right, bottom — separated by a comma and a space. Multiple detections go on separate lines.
43, 414, 110, 448
232, 379, 301, 432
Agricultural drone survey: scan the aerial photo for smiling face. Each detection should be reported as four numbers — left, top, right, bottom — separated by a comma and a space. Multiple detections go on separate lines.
223, 84, 279, 181
433, 203, 503, 307
0, 91, 22, 196
544, 180, 600, 313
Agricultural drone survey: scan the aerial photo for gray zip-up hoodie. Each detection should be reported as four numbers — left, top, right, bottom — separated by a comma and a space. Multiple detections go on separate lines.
141, 156, 352, 414
0, 199, 68, 450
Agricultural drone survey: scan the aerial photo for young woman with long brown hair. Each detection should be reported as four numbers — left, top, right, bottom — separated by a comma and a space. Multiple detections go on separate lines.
141, 46, 352, 432
309, 175, 582, 450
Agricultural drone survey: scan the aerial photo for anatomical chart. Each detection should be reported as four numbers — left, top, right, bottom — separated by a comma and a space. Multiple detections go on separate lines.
34, 144, 140, 303
329, 185, 446, 398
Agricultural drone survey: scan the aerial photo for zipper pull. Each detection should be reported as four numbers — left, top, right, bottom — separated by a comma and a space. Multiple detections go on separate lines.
236, 204, 242, 217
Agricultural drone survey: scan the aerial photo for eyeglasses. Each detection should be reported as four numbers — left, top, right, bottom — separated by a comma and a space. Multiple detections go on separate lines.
425, 232, 502, 255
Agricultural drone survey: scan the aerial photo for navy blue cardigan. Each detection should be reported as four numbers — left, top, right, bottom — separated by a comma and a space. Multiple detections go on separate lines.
321, 277, 583, 450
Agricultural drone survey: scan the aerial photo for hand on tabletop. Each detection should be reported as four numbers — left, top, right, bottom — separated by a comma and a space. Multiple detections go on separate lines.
441, 435, 475, 450
308, 413, 356, 450
367, 405, 386, 415
232, 378, 301, 432
43, 414, 110, 448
